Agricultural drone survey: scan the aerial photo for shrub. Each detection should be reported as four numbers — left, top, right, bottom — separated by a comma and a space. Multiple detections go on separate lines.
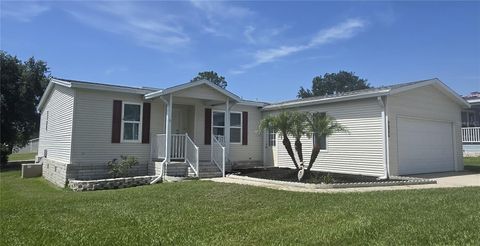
107, 155, 139, 178
322, 173, 333, 184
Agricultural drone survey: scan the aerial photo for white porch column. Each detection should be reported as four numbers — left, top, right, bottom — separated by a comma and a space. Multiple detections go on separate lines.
165, 94, 173, 164
225, 99, 230, 165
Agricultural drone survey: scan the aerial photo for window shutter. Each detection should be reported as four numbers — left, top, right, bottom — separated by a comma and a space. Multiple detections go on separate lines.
204, 108, 212, 145
242, 111, 248, 145
112, 100, 122, 143
142, 102, 151, 144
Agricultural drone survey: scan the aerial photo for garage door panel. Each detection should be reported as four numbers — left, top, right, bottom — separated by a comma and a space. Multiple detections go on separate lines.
397, 117, 454, 175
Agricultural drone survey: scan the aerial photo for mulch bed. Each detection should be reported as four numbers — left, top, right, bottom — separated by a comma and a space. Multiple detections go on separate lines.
234, 167, 403, 184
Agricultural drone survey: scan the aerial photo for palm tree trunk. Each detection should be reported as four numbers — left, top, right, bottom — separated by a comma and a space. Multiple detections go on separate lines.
307, 133, 320, 171
282, 133, 299, 170
294, 138, 303, 163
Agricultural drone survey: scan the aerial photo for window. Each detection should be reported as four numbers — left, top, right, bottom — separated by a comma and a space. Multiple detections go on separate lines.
45, 111, 49, 131
212, 111, 242, 143
312, 134, 327, 151
122, 103, 142, 142
268, 129, 276, 147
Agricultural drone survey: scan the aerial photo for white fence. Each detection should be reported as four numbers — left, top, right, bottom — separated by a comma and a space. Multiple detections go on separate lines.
462, 127, 480, 143
13, 138, 39, 153
185, 134, 199, 176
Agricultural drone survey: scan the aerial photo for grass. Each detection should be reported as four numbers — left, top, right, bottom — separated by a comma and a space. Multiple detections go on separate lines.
1, 170, 479, 245
7, 152, 36, 162
464, 156, 480, 172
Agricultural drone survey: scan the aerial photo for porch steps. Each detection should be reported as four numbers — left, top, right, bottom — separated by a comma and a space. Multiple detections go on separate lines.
188, 161, 223, 178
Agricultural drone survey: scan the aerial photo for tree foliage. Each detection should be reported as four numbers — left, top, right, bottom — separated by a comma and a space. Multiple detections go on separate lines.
306, 112, 348, 171
0, 51, 50, 164
259, 111, 300, 170
298, 71, 370, 98
190, 71, 227, 89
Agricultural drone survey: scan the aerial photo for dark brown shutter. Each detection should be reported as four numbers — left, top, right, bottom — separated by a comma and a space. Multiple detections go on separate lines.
204, 108, 212, 145
242, 111, 248, 145
142, 102, 151, 144
111, 100, 122, 143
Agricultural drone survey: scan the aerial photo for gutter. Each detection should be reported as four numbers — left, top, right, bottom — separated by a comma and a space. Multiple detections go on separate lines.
377, 96, 390, 180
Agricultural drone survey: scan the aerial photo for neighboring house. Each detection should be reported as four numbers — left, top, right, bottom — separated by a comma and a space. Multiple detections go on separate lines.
37, 77, 469, 187
461, 92, 480, 156
13, 138, 39, 153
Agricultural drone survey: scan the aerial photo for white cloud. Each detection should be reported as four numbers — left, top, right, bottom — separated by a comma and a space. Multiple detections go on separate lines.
66, 2, 190, 51
232, 18, 367, 74
1, 1, 50, 22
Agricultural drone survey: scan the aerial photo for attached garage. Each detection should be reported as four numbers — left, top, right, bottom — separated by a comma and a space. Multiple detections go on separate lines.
264, 78, 469, 177
396, 117, 455, 175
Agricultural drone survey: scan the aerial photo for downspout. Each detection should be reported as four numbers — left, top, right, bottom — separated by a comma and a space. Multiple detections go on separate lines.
150, 95, 170, 185
377, 96, 390, 180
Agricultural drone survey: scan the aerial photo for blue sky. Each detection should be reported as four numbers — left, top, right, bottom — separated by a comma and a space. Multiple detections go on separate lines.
1, 1, 479, 102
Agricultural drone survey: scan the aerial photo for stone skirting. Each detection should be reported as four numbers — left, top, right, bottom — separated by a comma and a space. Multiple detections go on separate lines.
43, 158, 69, 187
68, 175, 158, 192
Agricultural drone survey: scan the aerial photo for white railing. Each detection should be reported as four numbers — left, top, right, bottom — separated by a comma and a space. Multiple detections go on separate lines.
170, 134, 186, 159
214, 135, 225, 144
185, 134, 199, 177
462, 127, 480, 143
211, 135, 226, 177
152, 134, 187, 160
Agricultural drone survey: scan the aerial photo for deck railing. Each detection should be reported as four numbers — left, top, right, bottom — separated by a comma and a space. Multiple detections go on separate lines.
152, 133, 199, 177
462, 127, 480, 143
185, 134, 199, 177
211, 135, 226, 177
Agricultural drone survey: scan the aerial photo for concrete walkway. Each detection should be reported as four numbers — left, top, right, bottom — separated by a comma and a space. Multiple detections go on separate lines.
209, 171, 480, 193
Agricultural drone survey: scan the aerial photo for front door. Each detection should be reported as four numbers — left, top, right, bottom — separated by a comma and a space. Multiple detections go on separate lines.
264, 129, 277, 166
172, 105, 194, 135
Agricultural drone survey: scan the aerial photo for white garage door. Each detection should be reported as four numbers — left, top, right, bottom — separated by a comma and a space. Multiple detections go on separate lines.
397, 117, 455, 175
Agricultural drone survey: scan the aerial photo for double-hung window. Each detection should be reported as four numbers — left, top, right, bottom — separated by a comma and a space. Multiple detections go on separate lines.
212, 111, 242, 143
122, 103, 142, 142
268, 129, 276, 147
312, 134, 327, 151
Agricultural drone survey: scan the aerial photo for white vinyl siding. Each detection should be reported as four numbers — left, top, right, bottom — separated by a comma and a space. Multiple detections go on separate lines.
387, 85, 463, 175
271, 98, 385, 177
37, 85, 75, 163
70, 89, 164, 166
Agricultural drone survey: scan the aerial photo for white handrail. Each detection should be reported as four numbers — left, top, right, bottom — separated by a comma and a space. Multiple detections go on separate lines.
185, 133, 199, 177
462, 127, 480, 143
211, 135, 226, 177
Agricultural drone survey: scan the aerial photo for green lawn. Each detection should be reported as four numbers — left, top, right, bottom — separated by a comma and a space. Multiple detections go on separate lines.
1, 170, 479, 245
464, 156, 480, 172
7, 152, 36, 162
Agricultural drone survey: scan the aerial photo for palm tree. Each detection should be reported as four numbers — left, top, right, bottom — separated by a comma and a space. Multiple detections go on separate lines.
290, 112, 308, 165
306, 113, 348, 171
259, 111, 300, 170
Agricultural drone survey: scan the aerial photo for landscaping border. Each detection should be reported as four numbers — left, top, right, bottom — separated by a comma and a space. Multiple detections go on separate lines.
226, 174, 436, 189
68, 175, 158, 191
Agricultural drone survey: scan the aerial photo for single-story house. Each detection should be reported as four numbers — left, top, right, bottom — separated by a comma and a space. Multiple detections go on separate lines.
461, 92, 480, 156
37, 77, 469, 187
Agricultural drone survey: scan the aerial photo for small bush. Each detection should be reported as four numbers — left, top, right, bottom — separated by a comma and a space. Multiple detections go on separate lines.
322, 173, 333, 184
107, 155, 139, 178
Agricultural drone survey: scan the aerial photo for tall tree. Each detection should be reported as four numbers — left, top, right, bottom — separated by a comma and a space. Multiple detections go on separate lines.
190, 71, 227, 89
298, 71, 370, 98
0, 51, 50, 165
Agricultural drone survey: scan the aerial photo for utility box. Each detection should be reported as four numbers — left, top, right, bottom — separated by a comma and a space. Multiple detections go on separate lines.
22, 164, 42, 178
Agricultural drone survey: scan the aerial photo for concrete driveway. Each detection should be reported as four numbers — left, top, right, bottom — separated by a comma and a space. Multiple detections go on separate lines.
211, 171, 480, 193
410, 171, 480, 188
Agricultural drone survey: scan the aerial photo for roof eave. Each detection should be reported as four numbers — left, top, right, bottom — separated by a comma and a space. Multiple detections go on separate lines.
262, 90, 390, 111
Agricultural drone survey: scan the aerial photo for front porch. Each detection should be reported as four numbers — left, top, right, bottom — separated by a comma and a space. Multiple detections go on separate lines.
145, 80, 243, 178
